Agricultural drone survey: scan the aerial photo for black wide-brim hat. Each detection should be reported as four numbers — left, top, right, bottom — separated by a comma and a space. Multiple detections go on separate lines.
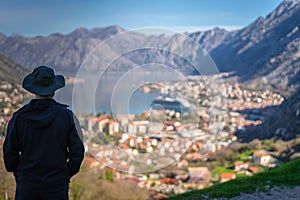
22, 66, 65, 96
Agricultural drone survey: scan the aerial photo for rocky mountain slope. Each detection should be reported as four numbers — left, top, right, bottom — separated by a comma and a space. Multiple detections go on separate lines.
211, 0, 300, 90
0, 53, 28, 83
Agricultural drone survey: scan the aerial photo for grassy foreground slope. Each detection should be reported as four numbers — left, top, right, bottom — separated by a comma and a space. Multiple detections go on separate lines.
167, 158, 300, 200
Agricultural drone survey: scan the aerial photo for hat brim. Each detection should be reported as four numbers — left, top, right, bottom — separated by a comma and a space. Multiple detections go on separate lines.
22, 74, 65, 96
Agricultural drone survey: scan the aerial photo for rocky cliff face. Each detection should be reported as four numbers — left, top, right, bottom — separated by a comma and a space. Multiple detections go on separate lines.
210, 0, 300, 89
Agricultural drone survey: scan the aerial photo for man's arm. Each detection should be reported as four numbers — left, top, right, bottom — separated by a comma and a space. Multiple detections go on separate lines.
3, 115, 19, 172
67, 112, 84, 178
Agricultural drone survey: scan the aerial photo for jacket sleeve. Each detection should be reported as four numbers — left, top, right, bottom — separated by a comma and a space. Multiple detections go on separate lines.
3, 114, 19, 172
67, 112, 85, 178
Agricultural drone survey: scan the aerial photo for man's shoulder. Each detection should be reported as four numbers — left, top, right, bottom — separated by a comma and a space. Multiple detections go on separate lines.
13, 104, 29, 116
55, 101, 69, 108
55, 102, 77, 118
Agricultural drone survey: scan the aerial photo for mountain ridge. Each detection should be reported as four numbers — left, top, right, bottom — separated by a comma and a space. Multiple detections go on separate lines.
0, 1, 299, 91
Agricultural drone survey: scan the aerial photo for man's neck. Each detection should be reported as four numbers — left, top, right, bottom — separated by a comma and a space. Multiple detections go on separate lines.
35, 95, 54, 99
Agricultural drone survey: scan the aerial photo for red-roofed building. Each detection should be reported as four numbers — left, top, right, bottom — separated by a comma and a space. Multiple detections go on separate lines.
234, 161, 250, 172
84, 156, 102, 172
160, 177, 178, 185
220, 172, 236, 182
177, 159, 188, 168
97, 114, 109, 122
249, 166, 260, 174
252, 151, 271, 166
4, 117, 11, 123
124, 176, 141, 184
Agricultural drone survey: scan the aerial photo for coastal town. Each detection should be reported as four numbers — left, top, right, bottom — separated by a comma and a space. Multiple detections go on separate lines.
72, 74, 285, 198
0, 74, 287, 198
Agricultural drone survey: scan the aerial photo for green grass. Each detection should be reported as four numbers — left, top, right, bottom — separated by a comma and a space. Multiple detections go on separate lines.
211, 166, 234, 177
166, 158, 300, 200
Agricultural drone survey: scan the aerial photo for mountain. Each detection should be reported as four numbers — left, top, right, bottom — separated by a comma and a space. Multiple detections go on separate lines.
0, 1, 299, 90
210, 0, 300, 90
0, 25, 128, 72
0, 52, 28, 83
0, 25, 230, 75
0, 25, 133, 71
188, 27, 230, 52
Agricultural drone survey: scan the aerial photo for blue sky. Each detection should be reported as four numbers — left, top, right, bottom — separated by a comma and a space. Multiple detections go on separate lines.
0, 0, 283, 36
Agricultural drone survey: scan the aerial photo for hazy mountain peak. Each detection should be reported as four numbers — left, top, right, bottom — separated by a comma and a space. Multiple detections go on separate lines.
68, 27, 91, 39
67, 25, 125, 40
267, 0, 300, 20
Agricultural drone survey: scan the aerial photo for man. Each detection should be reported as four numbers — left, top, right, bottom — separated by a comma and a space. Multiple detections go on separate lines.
3, 66, 85, 200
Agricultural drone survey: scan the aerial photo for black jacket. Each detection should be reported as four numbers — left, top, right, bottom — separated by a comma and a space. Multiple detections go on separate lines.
3, 99, 84, 189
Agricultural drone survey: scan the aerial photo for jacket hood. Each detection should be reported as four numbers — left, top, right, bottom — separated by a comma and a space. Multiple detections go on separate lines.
18, 99, 68, 129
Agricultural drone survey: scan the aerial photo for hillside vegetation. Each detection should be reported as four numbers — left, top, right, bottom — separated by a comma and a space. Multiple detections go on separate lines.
167, 157, 300, 199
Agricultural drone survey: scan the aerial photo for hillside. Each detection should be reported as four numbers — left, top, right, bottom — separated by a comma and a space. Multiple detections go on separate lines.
166, 157, 300, 199
210, 0, 300, 90
239, 90, 300, 142
0, 52, 27, 83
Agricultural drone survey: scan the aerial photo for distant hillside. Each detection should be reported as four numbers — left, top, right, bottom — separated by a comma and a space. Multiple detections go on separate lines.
0, 52, 27, 83
240, 90, 300, 142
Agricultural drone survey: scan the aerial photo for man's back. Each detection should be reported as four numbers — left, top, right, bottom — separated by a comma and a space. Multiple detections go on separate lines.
3, 66, 84, 200
3, 98, 84, 190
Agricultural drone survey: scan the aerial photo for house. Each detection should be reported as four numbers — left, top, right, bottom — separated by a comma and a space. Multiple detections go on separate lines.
185, 152, 201, 162
220, 172, 236, 182
252, 151, 271, 166
160, 177, 178, 185
182, 167, 211, 189
149, 173, 160, 180
85, 116, 98, 132
249, 166, 260, 174
84, 156, 103, 172
234, 161, 250, 172
177, 159, 188, 168
108, 121, 119, 135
